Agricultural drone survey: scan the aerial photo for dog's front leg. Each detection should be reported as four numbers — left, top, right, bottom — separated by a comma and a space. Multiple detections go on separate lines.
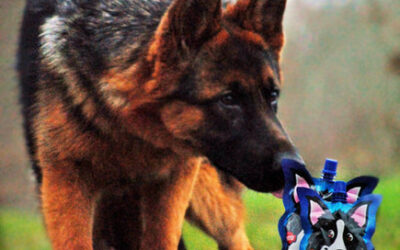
186, 162, 253, 250
140, 157, 201, 249
41, 164, 95, 250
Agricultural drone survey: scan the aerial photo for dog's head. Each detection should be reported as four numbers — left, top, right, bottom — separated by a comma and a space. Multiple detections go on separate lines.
111, 0, 300, 192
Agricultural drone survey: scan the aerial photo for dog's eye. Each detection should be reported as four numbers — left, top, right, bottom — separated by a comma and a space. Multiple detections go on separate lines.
327, 229, 335, 239
270, 90, 279, 102
346, 233, 354, 242
270, 90, 279, 113
219, 92, 238, 106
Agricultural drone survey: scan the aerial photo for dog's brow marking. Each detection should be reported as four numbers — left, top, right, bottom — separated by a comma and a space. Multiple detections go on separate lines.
209, 29, 230, 46
263, 66, 274, 82
263, 51, 281, 85
235, 29, 267, 48
262, 66, 280, 91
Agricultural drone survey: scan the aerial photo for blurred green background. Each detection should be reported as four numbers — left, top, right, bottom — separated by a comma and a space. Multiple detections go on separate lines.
0, 0, 399, 249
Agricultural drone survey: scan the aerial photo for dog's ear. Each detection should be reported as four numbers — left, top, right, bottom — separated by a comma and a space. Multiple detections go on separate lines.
293, 174, 313, 203
308, 198, 327, 226
297, 187, 332, 227
347, 194, 382, 230
349, 203, 369, 228
150, 0, 222, 59
346, 176, 379, 203
224, 0, 287, 58
281, 159, 314, 206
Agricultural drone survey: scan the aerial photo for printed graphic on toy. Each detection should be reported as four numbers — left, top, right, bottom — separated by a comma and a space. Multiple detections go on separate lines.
278, 158, 381, 250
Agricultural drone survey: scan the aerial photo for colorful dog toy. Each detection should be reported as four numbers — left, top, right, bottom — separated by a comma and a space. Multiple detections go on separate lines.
278, 159, 382, 250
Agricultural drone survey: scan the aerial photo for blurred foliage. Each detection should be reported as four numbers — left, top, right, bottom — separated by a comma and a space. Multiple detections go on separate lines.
280, 0, 400, 176
0, 0, 36, 209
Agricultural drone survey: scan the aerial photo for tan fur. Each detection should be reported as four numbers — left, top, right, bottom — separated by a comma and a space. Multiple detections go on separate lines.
187, 162, 253, 250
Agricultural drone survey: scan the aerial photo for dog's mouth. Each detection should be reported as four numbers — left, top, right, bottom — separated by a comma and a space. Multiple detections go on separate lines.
234, 165, 285, 193
267, 161, 285, 198
201, 143, 288, 193
271, 189, 284, 199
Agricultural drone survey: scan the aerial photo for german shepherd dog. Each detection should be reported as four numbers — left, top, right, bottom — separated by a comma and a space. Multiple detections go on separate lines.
18, 0, 301, 249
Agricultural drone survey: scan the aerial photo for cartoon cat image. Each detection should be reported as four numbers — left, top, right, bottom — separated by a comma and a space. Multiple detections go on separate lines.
279, 159, 380, 250
297, 187, 382, 250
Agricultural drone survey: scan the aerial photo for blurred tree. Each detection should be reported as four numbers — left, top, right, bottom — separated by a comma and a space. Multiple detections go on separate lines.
281, 0, 400, 175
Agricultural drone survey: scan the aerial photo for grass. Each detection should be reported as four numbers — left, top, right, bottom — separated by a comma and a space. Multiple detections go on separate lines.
1, 174, 399, 249
0, 209, 50, 250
